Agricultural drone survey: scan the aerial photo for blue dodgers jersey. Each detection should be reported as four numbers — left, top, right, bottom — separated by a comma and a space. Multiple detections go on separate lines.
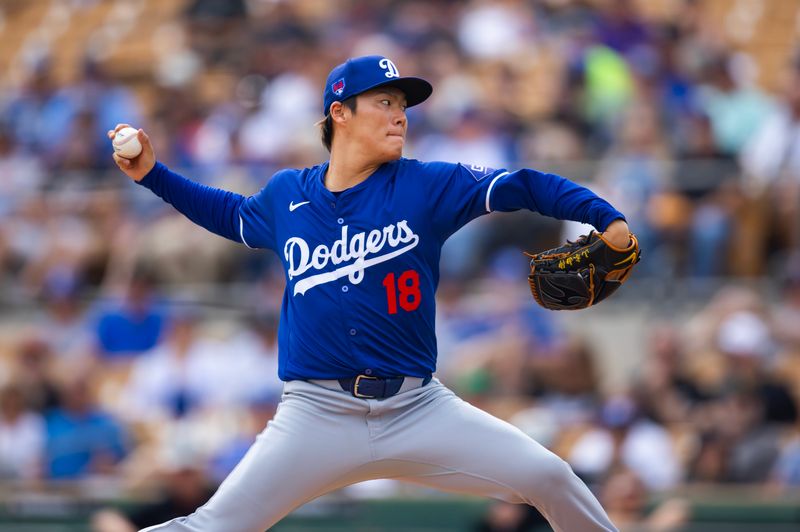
138, 158, 624, 381
239, 159, 492, 380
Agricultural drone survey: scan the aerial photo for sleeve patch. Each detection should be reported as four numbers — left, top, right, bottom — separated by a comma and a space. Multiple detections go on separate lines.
464, 164, 496, 182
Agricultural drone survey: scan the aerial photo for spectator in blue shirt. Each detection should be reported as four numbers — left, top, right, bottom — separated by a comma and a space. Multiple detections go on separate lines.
45, 375, 127, 479
94, 269, 166, 358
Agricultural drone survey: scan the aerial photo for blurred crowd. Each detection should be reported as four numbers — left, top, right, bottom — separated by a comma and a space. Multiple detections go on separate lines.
1, 0, 800, 530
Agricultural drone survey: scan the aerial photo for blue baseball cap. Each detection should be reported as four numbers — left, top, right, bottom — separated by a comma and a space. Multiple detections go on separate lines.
322, 55, 432, 116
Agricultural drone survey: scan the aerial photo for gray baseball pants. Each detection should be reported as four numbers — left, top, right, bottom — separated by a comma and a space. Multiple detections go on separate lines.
141, 378, 617, 532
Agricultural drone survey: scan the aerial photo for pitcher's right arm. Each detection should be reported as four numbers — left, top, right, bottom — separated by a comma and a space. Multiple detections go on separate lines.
109, 124, 275, 249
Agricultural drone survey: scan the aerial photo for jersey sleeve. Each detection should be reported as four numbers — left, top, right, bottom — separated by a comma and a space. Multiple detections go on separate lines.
238, 174, 279, 251
136, 162, 277, 250
420, 161, 625, 241
418, 161, 505, 241
487, 168, 625, 231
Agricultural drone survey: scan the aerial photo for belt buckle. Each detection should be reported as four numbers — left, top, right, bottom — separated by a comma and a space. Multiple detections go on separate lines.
353, 374, 379, 398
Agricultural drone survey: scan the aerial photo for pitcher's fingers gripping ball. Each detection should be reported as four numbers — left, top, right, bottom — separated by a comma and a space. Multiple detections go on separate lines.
526, 232, 641, 310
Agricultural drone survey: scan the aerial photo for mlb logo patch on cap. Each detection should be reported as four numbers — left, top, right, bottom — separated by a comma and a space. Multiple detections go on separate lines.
332, 79, 345, 96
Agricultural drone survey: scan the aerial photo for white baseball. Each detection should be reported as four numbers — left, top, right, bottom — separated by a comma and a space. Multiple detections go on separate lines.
112, 127, 143, 159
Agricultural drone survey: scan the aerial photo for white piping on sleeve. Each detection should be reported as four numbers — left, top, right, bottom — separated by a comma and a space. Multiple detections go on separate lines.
485, 171, 509, 213
239, 215, 254, 249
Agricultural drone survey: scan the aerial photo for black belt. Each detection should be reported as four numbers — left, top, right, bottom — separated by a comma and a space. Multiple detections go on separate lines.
338, 375, 432, 399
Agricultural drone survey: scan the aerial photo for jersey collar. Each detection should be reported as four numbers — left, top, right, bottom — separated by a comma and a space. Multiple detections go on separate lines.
315, 159, 398, 200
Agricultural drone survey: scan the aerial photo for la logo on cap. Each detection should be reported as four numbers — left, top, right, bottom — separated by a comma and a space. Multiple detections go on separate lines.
321, 55, 432, 116
379, 58, 400, 78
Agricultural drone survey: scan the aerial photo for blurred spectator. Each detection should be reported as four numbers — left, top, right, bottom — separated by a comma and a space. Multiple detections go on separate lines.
595, 101, 668, 275
516, 338, 602, 433
715, 311, 797, 425
184, 0, 248, 70
457, 1, 534, 61
415, 108, 511, 168
152, 23, 204, 90
0, 383, 45, 480
688, 431, 729, 483
1, 196, 51, 294
69, 59, 143, 161
3, 193, 100, 298
696, 53, 774, 156
45, 375, 128, 479
741, 63, 800, 255
238, 70, 320, 164
580, 44, 635, 132
0, 126, 45, 219
694, 389, 782, 484
129, 464, 214, 528
119, 310, 215, 421
600, 468, 690, 531
221, 312, 283, 406
772, 254, 800, 351
120, 309, 281, 423
740, 63, 800, 186
134, 210, 246, 285
36, 267, 94, 360
184, 72, 240, 168
435, 273, 561, 399
94, 269, 167, 359
633, 324, 704, 425
55, 109, 109, 173
672, 113, 740, 277
186, 0, 247, 21
92, 465, 213, 532
13, 338, 60, 414
530, 337, 600, 399
568, 394, 681, 490
473, 500, 547, 532
724, 393, 783, 484
684, 306, 797, 484
772, 432, 800, 488
515, 120, 585, 169
2, 59, 78, 166
207, 395, 281, 485
681, 285, 764, 362
647, 24, 696, 129
592, 0, 651, 59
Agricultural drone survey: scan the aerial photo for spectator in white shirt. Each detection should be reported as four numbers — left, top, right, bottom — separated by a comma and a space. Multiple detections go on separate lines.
0, 383, 45, 480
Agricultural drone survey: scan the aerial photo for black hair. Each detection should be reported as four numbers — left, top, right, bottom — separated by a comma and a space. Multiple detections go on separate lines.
321, 97, 357, 152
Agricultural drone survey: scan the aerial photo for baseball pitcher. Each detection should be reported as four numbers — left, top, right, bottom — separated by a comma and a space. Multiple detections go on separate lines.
111, 56, 636, 532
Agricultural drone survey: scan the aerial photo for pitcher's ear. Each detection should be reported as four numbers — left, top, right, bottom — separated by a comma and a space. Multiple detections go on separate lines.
330, 101, 347, 123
